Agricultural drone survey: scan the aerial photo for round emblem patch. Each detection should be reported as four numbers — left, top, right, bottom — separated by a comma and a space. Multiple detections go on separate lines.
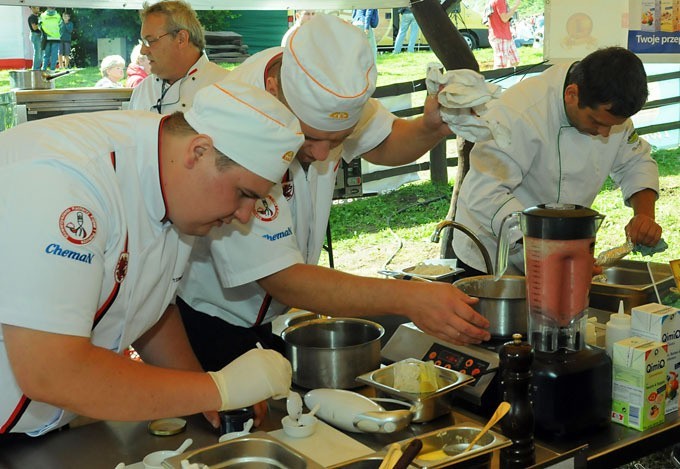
253, 195, 278, 222
59, 206, 97, 245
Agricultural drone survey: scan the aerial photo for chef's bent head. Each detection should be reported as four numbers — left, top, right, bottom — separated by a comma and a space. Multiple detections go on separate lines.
278, 14, 377, 165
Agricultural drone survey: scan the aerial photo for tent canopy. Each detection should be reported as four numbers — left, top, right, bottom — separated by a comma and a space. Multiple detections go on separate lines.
2, 0, 408, 9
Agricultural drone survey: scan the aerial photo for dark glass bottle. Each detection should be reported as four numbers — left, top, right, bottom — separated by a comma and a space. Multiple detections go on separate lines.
500, 333, 535, 469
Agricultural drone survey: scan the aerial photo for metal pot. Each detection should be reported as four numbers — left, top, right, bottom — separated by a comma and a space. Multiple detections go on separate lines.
9, 70, 73, 90
281, 318, 384, 390
453, 275, 527, 338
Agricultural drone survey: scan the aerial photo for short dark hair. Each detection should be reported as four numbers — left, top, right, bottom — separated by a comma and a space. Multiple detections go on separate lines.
567, 47, 648, 118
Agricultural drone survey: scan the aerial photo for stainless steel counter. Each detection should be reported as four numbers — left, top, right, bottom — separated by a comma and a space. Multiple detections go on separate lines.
1, 393, 677, 468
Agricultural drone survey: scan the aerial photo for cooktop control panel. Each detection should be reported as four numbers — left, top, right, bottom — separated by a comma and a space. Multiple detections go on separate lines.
423, 343, 492, 383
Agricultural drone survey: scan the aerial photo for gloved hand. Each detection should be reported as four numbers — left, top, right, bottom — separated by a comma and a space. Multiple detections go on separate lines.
208, 348, 292, 411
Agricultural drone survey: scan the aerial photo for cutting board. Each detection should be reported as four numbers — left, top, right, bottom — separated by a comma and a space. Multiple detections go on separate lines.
269, 420, 374, 467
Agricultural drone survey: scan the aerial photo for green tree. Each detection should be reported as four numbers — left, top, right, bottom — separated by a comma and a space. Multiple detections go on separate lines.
69, 8, 236, 67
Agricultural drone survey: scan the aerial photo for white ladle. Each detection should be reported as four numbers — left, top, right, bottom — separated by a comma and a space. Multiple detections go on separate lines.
175, 438, 193, 454
286, 391, 303, 427
306, 403, 321, 419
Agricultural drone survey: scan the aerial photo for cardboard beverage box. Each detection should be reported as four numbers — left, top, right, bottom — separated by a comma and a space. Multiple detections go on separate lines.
631, 303, 680, 414
611, 337, 667, 431
660, 0, 676, 31
641, 0, 661, 31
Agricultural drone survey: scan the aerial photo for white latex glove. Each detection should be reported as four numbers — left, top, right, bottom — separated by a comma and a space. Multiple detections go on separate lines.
208, 348, 292, 411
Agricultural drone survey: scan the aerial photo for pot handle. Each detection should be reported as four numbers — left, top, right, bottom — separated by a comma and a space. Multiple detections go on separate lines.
43, 70, 72, 81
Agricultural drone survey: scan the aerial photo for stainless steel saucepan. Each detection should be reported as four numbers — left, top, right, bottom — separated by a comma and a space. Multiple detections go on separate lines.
9, 69, 74, 90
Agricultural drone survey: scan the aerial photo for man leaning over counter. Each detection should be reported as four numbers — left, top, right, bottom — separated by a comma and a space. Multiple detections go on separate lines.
0, 80, 303, 436
453, 47, 662, 276
175, 13, 492, 374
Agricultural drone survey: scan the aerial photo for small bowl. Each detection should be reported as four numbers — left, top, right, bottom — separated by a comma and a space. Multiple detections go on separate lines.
281, 414, 318, 438
142, 449, 181, 469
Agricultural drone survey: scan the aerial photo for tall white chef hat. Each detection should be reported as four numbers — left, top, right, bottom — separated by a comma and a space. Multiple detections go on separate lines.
281, 13, 377, 132
184, 80, 304, 183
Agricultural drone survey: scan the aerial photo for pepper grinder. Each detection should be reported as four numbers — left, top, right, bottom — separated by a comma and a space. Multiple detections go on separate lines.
500, 333, 535, 469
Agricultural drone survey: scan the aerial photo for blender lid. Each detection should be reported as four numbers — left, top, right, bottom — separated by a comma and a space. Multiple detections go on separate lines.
521, 203, 604, 239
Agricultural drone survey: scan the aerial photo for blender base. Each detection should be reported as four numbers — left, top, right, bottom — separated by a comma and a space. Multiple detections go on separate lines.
530, 346, 612, 439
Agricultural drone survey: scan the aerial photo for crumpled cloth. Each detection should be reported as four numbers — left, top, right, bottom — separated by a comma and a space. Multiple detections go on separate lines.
426, 63, 511, 148
633, 238, 668, 256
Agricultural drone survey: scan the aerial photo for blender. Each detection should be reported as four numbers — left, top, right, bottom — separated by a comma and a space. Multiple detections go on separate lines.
499, 203, 612, 438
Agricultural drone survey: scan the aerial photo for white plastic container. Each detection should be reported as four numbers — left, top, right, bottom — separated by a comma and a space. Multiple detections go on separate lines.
606, 300, 632, 358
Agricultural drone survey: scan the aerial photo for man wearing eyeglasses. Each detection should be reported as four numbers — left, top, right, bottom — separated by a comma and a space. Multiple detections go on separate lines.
128, 0, 227, 114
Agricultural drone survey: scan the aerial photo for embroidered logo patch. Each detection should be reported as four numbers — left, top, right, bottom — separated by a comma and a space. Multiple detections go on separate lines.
253, 195, 278, 222
282, 150, 295, 163
627, 130, 640, 144
59, 206, 97, 245
115, 252, 129, 283
328, 111, 349, 120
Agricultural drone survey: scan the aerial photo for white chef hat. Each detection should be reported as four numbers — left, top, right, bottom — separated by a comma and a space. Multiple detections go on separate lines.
184, 80, 304, 183
281, 13, 377, 132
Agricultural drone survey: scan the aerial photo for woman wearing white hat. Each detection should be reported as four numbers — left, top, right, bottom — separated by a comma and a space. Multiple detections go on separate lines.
0, 80, 304, 437
176, 14, 491, 372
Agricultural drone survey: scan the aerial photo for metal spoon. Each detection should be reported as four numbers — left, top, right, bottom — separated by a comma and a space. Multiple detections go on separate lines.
461, 401, 511, 453
286, 391, 303, 427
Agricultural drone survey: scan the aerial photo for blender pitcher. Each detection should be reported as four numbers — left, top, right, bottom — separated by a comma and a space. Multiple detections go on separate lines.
521, 204, 603, 352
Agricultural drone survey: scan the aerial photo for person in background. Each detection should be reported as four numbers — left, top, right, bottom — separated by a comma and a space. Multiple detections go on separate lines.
95, 55, 125, 88
0, 79, 304, 437
487, 0, 520, 69
280, 10, 314, 47
129, 0, 228, 114
39, 6, 60, 71
28, 6, 42, 70
176, 13, 490, 373
393, 7, 420, 54
58, 11, 73, 69
351, 9, 379, 63
126, 43, 151, 88
453, 47, 662, 276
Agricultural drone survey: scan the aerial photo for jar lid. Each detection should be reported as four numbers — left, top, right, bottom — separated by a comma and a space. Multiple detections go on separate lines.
521, 203, 603, 240
148, 417, 187, 436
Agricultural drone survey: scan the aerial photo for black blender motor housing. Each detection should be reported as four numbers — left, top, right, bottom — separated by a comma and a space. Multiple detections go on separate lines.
521, 204, 611, 439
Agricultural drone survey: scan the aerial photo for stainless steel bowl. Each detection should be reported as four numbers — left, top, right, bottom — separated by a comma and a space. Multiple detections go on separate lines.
454, 275, 527, 338
282, 318, 384, 389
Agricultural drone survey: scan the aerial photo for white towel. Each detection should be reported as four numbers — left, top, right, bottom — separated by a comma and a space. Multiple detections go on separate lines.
426, 63, 511, 148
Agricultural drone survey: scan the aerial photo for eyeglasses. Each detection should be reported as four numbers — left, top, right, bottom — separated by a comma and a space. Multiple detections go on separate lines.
140, 30, 177, 48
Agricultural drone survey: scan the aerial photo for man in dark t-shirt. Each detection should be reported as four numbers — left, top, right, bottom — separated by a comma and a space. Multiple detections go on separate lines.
28, 6, 42, 70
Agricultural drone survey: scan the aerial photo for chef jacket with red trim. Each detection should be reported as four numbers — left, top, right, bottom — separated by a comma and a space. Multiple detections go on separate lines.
0, 111, 193, 435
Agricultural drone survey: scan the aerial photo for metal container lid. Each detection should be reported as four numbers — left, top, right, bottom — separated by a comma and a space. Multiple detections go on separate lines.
521, 203, 604, 240
148, 417, 187, 436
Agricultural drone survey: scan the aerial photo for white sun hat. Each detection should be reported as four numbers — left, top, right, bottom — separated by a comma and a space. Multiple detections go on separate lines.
281, 13, 377, 132
184, 80, 304, 183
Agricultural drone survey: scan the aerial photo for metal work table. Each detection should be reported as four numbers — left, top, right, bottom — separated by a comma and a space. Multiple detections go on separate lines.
1, 394, 677, 468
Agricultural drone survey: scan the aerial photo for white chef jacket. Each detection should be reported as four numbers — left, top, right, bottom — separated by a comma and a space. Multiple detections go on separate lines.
178, 47, 397, 327
453, 63, 658, 273
0, 111, 194, 435
129, 53, 228, 113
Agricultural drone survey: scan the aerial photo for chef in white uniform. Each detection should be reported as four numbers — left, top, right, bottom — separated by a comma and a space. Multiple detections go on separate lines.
0, 80, 304, 436
129, 0, 228, 114
177, 13, 492, 371
453, 47, 662, 275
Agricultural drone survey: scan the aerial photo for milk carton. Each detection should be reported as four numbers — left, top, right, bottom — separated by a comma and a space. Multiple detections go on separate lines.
631, 303, 680, 414
611, 337, 667, 431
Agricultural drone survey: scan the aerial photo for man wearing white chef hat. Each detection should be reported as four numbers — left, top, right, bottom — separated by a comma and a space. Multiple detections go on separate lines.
176, 13, 492, 372
0, 80, 303, 436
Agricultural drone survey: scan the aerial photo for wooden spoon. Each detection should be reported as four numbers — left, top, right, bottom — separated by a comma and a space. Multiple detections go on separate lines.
462, 401, 511, 453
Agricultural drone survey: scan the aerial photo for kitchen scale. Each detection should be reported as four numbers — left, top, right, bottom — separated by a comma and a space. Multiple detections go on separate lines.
381, 322, 504, 414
